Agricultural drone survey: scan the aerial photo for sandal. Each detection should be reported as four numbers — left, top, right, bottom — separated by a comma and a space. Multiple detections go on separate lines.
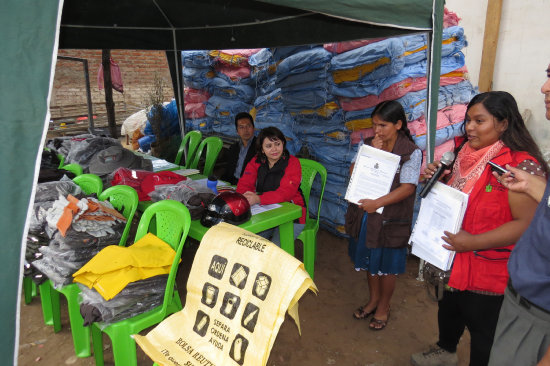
369, 311, 390, 331
353, 305, 377, 320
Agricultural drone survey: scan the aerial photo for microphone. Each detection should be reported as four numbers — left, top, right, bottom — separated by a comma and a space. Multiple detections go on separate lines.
419, 151, 455, 198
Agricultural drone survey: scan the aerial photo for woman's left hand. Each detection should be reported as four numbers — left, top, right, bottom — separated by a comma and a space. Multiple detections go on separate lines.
441, 230, 473, 252
358, 198, 379, 213
243, 191, 261, 206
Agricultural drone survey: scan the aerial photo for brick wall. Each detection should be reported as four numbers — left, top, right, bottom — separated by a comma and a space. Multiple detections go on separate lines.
51, 49, 174, 116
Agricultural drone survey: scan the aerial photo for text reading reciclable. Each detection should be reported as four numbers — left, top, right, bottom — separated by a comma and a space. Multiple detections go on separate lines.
236, 236, 266, 252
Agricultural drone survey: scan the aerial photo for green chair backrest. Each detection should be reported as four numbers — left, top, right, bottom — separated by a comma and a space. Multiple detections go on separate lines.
299, 158, 328, 226
134, 200, 191, 314
189, 136, 223, 177
57, 153, 65, 169
72, 173, 103, 196
61, 163, 83, 176
98, 185, 139, 246
174, 130, 202, 167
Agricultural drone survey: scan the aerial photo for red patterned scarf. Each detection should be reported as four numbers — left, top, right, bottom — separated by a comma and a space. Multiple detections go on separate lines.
448, 140, 505, 194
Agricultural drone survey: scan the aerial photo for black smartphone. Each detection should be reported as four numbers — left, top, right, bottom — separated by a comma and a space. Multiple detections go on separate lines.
487, 161, 514, 177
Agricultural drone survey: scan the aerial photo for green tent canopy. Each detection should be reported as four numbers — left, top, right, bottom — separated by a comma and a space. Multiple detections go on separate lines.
1, 0, 443, 362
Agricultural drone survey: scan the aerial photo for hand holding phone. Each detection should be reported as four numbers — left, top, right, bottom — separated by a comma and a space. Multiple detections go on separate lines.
488, 161, 515, 178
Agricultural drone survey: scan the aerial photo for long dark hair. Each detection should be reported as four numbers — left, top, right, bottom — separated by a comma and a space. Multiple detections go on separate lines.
460, 91, 549, 176
256, 126, 289, 161
371, 100, 414, 143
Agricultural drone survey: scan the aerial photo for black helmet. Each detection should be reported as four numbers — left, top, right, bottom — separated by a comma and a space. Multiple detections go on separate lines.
200, 191, 251, 227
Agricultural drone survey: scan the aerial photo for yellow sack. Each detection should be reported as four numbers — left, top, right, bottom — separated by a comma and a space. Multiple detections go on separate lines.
135, 223, 317, 366
73, 233, 177, 300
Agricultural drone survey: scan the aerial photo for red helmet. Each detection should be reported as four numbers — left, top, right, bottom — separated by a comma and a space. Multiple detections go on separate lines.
200, 191, 251, 227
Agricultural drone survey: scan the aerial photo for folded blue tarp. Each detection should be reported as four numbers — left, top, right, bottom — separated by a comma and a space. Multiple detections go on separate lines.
185, 117, 213, 134
181, 50, 212, 68
276, 69, 329, 91
205, 96, 251, 121
281, 88, 331, 111
412, 121, 464, 150
183, 67, 213, 90
330, 38, 405, 71
209, 77, 255, 102
398, 80, 477, 121
275, 48, 332, 81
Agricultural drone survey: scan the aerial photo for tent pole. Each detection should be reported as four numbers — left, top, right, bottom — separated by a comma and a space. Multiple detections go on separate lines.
418, 0, 444, 281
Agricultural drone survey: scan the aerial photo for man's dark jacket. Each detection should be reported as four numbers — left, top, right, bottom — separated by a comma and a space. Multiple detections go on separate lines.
221, 136, 257, 185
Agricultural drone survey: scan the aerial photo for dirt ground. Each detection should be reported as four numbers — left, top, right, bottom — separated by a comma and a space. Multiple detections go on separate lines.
18, 229, 471, 366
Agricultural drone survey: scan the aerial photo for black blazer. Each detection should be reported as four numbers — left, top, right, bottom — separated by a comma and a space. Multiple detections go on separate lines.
221, 136, 257, 185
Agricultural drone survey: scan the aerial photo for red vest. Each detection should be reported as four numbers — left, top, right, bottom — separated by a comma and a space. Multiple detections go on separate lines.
448, 146, 536, 293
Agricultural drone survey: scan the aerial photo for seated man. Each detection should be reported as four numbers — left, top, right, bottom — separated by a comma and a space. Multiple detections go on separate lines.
220, 112, 257, 185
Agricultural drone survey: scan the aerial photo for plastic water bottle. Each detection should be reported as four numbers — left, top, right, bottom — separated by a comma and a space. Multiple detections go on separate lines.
207, 175, 218, 194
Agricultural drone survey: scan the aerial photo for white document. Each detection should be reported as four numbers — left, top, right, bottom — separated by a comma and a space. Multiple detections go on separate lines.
410, 181, 469, 271
250, 203, 282, 215
345, 144, 401, 214
151, 159, 179, 172
172, 168, 200, 176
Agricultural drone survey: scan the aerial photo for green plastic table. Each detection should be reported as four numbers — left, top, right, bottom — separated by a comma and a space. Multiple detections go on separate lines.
136, 175, 302, 256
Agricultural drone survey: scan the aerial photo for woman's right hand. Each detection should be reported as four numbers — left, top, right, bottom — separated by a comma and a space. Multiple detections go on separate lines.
423, 160, 451, 181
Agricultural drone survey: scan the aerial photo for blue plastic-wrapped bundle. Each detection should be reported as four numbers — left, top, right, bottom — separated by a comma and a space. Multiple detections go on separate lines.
254, 88, 285, 113
254, 108, 301, 155
398, 80, 477, 121
401, 34, 428, 65
181, 51, 212, 68
183, 67, 214, 90
276, 69, 329, 92
206, 95, 251, 120
375, 52, 466, 95
272, 45, 320, 62
304, 134, 357, 167
185, 117, 213, 134
143, 100, 181, 138
330, 79, 379, 98
294, 111, 347, 137
413, 121, 464, 150
139, 100, 181, 151
442, 26, 466, 58
400, 26, 465, 65
249, 48, 275, 82
212, 119, 238, 137
330, 38, 404, 71
206, 95, 251, 138
257, 76, 277, 95
275, 48, 332, 81
281, 87, 332, 111
209, 77, 255, 102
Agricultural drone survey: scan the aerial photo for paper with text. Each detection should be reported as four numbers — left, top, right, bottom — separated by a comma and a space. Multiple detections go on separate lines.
345, 144, 400, 214
135, 223, 317, 366
410, 181, 468, 270
250, 204, 281, 216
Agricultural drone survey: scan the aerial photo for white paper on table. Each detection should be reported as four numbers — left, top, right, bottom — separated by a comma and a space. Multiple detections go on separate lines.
409, 181, 469, 271
250, 203, 282, 215
151, 159, 179, 172
172, 168, 200, 176
345, 144, 400, 214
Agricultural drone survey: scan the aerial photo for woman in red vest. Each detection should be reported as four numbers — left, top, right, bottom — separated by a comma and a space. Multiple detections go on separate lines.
412, 91, 548, 366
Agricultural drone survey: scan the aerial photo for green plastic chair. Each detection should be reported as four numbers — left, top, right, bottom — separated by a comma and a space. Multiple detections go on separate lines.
298, 158, 327, 279
72, 174, 103, 195
61, 163, 83, 176
174, 130, 202, 167
188, 136, 223, 177
39, 185, 139, 358
57, 153, 66, 169
23, 277, 37, 304
90, 200, 191, 366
